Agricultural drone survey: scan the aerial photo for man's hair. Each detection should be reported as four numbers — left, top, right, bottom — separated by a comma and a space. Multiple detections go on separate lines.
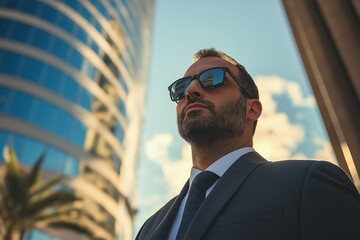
193, 48, 259, 99
192, 48, 259, 133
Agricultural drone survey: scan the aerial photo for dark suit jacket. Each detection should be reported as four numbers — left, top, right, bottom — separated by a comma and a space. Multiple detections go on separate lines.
136, 152, 360, 240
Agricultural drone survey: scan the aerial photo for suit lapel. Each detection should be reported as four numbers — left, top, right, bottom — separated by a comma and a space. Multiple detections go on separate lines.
184, 152, 268, 240
149, 181, 190, 240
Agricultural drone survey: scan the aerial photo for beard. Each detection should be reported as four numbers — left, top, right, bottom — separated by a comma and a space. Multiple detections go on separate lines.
177, 96, 247, 145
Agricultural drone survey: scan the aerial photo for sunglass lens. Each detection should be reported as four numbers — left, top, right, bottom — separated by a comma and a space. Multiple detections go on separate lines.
171, 78, 191, 101
199, 68, 224, 88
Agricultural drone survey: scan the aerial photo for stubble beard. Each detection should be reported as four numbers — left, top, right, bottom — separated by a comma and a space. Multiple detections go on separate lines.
177, 96, 247, 146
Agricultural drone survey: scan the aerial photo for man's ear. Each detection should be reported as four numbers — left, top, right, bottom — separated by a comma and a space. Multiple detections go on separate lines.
247, 99, 262, 122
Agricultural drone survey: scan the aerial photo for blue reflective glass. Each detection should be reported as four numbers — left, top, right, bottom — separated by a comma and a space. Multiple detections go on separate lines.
1, 0, 18, 8
68, 48, 83, 70
7, 90, 33, 120
31, 99, 55, 131
26, 228, 56, 239
20, 56, 43, 82
117, 98, 126, 116
74, 25, 87, 43
63, 0, 78, 9
86, 64, 97, 80
78, 88, 92, 110
89, 0, 110, 19
0, 87, 11, 112
0, 48, 91, 108
51, 38, 68, 60
43, 148, 65, 172
3, 133, 80, 177
89, 40, 99, 54
42, 66, 63, 91
29, 28, 51, 49
18, 0, 39, 14
77, 3, 92, 21
0, 19, 11, 37
0, 131, 9, 161
9, 134, 26, 163
114, 121, 125, 143
9, 21, 31, 42
53, 109, 72, 140
70, 120, 86, 148
0, 50, 21, 74
57, 13, 74, 34
22, 139, 45, 165
109, 0, 118, 14
63, 155, 79, 176
62, 76, 79, 101
118, 76, 128, 94
38, 4, 58, 23
93, 19, 102, 33
0, 50, 3, 68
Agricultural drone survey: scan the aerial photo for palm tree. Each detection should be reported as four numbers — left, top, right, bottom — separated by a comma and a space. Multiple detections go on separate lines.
0, 144, 96, 240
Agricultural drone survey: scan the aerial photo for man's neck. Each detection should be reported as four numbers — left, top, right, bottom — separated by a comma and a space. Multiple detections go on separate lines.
190, 136, 252, 170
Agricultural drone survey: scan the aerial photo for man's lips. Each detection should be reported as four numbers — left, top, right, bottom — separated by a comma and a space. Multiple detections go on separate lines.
184, 103, 208, 114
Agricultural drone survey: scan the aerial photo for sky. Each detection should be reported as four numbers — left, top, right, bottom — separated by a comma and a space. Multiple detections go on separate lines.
134, 0, 336, 234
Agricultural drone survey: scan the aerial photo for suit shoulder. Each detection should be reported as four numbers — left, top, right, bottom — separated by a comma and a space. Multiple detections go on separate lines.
259, 159, 316, 172
258, 160, 352, 182
263, 159, 341, 171
262, 160, 357, 194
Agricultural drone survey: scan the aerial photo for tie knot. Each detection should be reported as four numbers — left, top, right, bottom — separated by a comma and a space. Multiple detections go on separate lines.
192, 171, 219, 192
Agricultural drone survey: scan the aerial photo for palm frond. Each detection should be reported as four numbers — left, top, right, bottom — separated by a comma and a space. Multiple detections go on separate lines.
24, 190, 80, 218
29, 175, 65, 197
19, 207, 84, 229
0, 144, 97, 239
26, 151, 46, 192
3, 144, 27, 207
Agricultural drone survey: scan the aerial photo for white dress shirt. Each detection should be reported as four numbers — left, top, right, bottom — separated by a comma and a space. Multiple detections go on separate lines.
167, 147, 255, 240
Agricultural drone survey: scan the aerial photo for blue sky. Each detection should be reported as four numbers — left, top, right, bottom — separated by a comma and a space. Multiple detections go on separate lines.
134, 0, 335, 233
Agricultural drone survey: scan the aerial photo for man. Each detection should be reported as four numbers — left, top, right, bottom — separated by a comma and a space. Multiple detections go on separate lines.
136, 48, 360, 240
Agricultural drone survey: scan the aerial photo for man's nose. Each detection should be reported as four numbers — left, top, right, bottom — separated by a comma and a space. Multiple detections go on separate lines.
185, 79, 204, 100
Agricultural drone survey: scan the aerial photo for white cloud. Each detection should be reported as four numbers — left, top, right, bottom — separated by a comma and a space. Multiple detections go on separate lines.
286, 82, 316, 107
253, 76, 307, 160
254, 75, 315, 110
145, 133, 173, 162
254, 112, 304, 160
313, 134, 326, 146
139, 133, 192, 227
145, 133, 192, 197
253, 75, 334, 164
291, 152, 308, 159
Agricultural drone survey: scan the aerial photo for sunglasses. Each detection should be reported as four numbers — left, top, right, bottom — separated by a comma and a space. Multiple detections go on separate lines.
168, 67, 251, 102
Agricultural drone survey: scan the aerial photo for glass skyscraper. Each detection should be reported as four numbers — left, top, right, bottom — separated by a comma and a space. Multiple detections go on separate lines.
0, 0, 154, 239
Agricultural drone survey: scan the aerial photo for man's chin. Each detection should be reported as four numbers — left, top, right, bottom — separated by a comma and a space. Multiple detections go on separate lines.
182, 110, 210, 124
182, 130, 221, 146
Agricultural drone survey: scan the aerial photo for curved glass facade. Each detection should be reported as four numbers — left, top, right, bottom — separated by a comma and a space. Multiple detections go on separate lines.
0, 0, 154, 239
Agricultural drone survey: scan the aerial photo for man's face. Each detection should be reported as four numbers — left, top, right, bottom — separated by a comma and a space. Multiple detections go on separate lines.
176, 57, 247, 145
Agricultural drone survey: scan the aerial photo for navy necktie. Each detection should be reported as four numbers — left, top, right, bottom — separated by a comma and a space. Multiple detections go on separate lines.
176, 171, 219, 240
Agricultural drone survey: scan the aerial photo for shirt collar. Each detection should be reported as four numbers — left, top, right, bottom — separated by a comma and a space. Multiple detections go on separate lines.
189, 147, 254, 185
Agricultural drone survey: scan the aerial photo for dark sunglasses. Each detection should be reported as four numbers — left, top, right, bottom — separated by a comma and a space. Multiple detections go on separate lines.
168, 67, 251, 102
